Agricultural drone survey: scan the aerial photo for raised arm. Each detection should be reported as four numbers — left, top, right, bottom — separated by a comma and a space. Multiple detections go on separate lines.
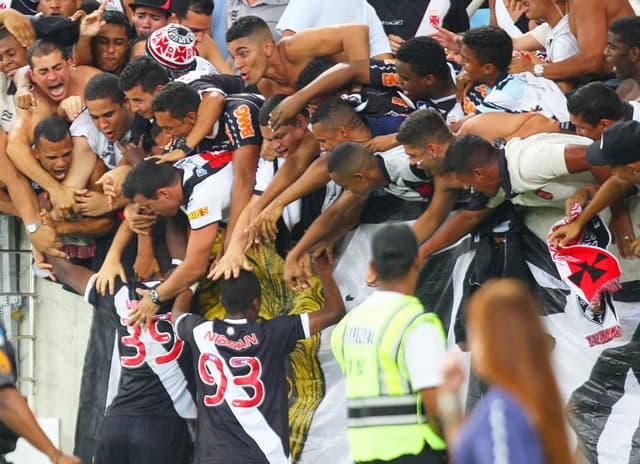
130, 221, 218, 327
0, 132, 65, 257
539, 0, 608, 80
73, 1, 108, 66
247, 155, 330, 244
283, 24, 370, 64
269, 60, 372, 129
284, 191, 365, 290
419, 207, 495, 263
412, 176, 460, 244
550, 176, 635, 246
307, 255, 345, 335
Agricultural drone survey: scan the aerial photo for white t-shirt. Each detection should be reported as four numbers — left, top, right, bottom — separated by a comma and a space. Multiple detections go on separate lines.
530, 16, 580, 64
70, 109, 128, 170
0, 73, 16, 133
546, 16, 580, 63
254, 157, 302, 232
275, 0, 391, 58
489, 133, 595, 209
476, 73, 570, 123
174, 153, 234, 229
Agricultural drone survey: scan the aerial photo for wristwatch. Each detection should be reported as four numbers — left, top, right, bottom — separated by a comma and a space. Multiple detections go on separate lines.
25, 221, 42, 234
174, 138, 193, 154
533, 64, 545, 77
149, 288, 162, 305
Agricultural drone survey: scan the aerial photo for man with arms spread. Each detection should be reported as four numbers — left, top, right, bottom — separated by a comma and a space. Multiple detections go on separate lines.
175, 256, 344, 463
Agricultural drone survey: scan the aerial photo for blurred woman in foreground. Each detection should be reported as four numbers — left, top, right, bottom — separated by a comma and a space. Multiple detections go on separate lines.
438, 279, 575, 464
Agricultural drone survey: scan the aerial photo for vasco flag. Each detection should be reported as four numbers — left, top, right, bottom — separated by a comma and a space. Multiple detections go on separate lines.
548, 205, 621, 305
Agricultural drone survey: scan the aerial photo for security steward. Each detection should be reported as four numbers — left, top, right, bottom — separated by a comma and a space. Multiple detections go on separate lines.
0, 324, 80, 464
331, 224, 448, 464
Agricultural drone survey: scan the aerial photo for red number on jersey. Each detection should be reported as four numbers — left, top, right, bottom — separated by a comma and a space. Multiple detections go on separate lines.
121, 325, 146, 367
199, 353, 228, 406
119, 314, 183, 368
197, 353, 264, 408
229, 357, 265, 408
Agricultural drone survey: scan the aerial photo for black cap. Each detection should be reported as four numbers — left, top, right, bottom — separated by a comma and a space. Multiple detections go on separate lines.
371, 224, 418, 280
587, 120, 640, 166
129, 0, 172, 14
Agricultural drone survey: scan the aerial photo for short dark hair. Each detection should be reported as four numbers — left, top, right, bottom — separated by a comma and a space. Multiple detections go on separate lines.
296, 58, 336, 90
567, 82, 625, 125
396, 37, 449, 80
122, 159, 180, 199
259, 94, 285, 126
174, 0, 214, 19
102, 10, 133, 38
85, 72, 125, 104
120, 55, 170, 93
220, 270, 261, 315
462, 26, 513, 73
444, 134, 496, 175
310, 97, 364, 130
397, 109, 453, 147
33, 116, 70, 148
27, 40, 68, 68
152, 81, 200, 119
371, 224, 418, 281
259, 94, 307, 126
609, 16, 640, 49
327, 142, 372, 175
0, 27, 16, 42
226, 15, 272, 43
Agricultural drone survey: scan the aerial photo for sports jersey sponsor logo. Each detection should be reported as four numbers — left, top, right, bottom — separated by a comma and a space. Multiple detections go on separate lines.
391, 96, 410, 109
204, 331, 259, 351
188, 207, 209, 221
381, 72, 400, 87
232, 104, 256, 139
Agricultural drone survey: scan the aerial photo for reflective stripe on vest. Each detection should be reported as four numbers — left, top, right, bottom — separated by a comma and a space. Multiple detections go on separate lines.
330, 293, 447, 461
348, 394, 427, 427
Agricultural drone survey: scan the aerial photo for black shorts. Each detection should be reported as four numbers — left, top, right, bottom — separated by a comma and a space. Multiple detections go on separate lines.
94, 415, 193, 464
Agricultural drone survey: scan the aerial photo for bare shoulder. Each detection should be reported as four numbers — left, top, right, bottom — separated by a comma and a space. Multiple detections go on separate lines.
71, 65, 101, 86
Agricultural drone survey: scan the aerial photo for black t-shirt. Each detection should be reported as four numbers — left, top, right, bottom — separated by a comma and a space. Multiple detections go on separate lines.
175, 72, 263, 154
85, 278, 197, 418
367, 0, 469, 38
176, 313, 309, 464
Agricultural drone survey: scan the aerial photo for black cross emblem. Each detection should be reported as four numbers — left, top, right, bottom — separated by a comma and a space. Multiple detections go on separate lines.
568, 253, 608, 287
